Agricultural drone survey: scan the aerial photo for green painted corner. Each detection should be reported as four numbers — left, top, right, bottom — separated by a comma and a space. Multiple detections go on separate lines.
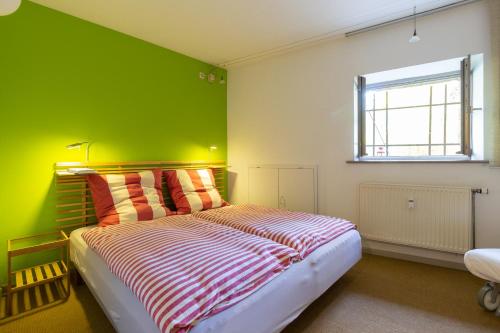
0, 2, 227, 284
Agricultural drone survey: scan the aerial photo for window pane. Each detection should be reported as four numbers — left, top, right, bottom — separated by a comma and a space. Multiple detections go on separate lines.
431, 105, 445, 144
365, 145, 374, 157
446, 145, 461, 156
387, 85, 430, 109
374, 146, 386, 157
388, 145, 429, 157
374, 90, 386, 110
446, 104, 461, 144
365, 91, 375, 110
431, 145, 444, 156
374, 110, 386, 146
431, 82, 446, 105
446, 80, 461, 103
366, 111, 374, 146
388, 107, 429, 145
362, 75, 463, 159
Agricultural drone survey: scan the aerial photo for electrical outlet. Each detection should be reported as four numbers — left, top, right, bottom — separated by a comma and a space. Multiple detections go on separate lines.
199, 72, 206, 80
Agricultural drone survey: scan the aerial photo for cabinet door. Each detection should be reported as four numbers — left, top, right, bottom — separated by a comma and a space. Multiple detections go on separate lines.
248, 167, 279, 208
278, 168, 316, 213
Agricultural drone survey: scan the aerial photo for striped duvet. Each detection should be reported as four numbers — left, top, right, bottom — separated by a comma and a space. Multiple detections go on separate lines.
193, 205, 356, 259
82, 215, 298, 333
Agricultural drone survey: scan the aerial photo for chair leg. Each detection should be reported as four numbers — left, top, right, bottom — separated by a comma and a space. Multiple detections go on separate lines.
67, 275, 71, 298
5, 292, 12, 317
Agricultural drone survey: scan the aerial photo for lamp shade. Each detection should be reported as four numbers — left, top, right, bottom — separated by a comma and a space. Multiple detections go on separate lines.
0, 0, 21, 16
66, 141, 88, 150
409, 30, 420, 43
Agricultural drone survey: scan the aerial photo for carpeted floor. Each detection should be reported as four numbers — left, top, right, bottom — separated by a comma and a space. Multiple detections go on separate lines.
1, 254, 499, 333
284, 255, 500, 333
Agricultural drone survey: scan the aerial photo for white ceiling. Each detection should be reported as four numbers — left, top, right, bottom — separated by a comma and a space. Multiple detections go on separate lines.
30, 0, 466, 66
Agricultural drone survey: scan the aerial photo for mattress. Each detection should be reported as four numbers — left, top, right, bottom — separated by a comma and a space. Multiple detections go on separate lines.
70, 226, 361, 333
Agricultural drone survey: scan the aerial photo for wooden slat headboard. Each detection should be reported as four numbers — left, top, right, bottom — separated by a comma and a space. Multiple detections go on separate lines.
55, 160, 227, 230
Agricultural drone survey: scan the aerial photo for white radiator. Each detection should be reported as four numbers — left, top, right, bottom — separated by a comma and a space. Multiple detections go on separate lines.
359, 183, 473, 254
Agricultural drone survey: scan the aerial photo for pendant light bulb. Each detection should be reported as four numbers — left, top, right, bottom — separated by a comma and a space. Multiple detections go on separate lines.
409, 30, 420, 43
409, 6, 420, 43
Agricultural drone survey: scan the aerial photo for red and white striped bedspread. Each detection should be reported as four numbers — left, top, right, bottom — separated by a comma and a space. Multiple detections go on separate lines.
193, 205, 356, 259
82, 215, 298, 333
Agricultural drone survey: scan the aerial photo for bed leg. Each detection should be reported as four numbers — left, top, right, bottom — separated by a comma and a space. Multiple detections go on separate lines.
72, 269, 84, 286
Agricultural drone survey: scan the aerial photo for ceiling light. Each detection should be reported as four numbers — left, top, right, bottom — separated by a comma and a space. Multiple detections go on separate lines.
0, 0, 21, 16
409, 6, 420, 43
409, 30, 420, 43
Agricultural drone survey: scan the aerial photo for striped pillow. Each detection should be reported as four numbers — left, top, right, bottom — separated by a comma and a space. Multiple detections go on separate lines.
165, 169, 227, 214
87, 169, 172, 227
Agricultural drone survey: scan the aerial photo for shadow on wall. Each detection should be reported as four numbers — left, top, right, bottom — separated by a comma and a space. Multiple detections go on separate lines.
227, 171, 238, 203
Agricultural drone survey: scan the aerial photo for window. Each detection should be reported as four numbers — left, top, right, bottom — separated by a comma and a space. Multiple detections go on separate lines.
365, 75, 462, 157
355, 56, 482, 160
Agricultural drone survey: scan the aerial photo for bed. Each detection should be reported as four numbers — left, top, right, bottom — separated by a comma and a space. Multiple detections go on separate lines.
56, 161, 361, 332
70, 223, 361, 333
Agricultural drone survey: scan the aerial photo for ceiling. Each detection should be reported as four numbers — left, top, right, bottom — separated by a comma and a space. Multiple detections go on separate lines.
30, 0, 467, 66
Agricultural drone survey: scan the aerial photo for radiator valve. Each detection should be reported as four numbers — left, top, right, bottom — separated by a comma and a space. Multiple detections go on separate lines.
472, 188, 489, 195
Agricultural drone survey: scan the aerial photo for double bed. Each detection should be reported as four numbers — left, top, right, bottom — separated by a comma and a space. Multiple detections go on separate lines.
56, 162, 362, 333
70, 224, 361, 333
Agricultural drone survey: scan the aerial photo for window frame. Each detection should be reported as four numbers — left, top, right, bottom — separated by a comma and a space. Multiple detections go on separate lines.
357, 58, 472, 161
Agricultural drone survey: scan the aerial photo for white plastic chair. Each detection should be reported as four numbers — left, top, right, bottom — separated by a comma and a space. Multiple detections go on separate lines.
464, 249, 500, 315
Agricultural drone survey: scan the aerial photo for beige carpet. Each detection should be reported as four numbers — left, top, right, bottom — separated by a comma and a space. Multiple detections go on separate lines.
284, 254, 500, 333
1, 254, 499, 333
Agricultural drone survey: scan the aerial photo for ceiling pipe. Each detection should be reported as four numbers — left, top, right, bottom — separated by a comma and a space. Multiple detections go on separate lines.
219, 0, 480, 67
345, 0, 479, 38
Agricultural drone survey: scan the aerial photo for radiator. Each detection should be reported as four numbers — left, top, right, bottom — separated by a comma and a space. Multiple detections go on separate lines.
359, 183, 473, 254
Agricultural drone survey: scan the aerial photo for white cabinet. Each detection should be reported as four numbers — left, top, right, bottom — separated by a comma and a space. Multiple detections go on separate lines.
248, 165, 317, 213
278, 168, 316, 213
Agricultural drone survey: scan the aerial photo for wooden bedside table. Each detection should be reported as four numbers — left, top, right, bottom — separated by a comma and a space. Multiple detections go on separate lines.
6, 230, 70, 317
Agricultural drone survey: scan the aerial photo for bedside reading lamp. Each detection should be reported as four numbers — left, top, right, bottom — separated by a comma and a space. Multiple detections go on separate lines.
65, 141, 96, 174
66, 141, 91, 162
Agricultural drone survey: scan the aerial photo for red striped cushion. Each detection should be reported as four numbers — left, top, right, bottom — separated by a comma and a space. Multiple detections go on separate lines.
87, 169, 172, 227
165, 169, 227, 214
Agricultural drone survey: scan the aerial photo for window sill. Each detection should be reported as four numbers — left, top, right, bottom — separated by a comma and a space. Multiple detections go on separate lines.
346, 159, 489, 164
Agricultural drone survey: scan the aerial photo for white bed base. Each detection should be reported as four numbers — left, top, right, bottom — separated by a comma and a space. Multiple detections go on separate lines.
70, 228, 361, 333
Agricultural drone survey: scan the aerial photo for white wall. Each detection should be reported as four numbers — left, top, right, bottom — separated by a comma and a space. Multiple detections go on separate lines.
227, 1, 499, 263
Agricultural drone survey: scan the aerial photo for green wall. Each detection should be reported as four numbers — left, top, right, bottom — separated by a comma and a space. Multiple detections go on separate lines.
0, 2, 227, 284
